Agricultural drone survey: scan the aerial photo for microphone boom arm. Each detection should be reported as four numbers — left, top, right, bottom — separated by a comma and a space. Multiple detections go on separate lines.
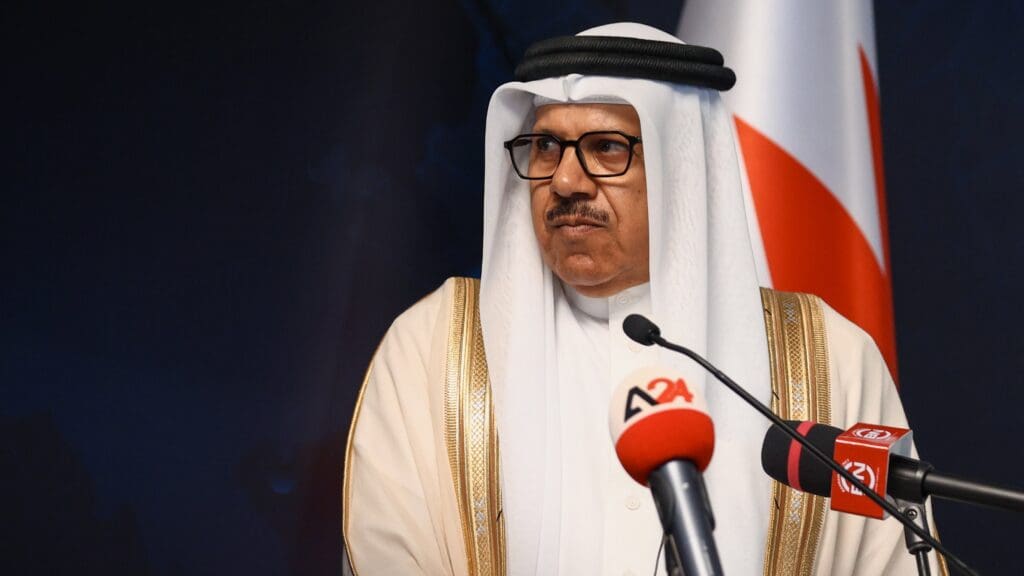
637, 325, 978, 576
889, 456, 1024, 512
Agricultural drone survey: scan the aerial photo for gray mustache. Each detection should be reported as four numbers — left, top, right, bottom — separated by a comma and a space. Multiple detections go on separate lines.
545, 199, 610, 224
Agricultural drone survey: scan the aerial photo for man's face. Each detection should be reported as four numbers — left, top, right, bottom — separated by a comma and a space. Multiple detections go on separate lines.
529, 103, 650, 297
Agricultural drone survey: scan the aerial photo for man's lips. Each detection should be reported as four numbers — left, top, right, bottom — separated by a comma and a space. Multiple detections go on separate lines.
549, 216, 607, 228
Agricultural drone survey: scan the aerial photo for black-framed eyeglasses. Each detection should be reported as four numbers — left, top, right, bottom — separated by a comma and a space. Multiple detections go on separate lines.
503, 131, 643, 180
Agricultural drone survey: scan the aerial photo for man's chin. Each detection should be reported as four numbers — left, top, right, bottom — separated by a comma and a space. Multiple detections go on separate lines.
554, 263, 649, 298
555, 269, 617, 297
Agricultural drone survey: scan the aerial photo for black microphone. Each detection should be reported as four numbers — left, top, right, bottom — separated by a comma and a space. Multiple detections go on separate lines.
622, 313, 978, 576
623, 313, 661, 346
609, 365, 722, 576
763, 420, 1024, 512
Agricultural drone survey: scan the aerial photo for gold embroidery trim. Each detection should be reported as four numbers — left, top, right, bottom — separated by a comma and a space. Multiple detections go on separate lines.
935, 526, 950, 576
445, 278, 505, 576
761, 289, 832, 576
341, 350, 376, 576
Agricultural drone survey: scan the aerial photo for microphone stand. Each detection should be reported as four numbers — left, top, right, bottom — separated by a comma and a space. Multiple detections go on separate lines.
897, 498, 934, 576
622, 314, 977, 576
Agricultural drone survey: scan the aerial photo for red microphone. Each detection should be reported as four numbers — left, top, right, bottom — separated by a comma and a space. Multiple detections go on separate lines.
831, 423, 914, 518
760, 420, 913, 519
609, 366, 715, 484
762, 420, 1024, 514
608, 366, 722, 575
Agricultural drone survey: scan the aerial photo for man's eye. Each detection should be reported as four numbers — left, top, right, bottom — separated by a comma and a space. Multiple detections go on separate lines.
535, 136, 559, 153
596, 139, 628, 154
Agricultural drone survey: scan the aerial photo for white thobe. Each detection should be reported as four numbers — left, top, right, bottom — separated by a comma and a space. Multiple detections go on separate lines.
344, 278, 944, 576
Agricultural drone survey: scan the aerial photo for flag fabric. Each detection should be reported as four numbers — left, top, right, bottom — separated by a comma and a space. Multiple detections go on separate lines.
678, 1, 898, 377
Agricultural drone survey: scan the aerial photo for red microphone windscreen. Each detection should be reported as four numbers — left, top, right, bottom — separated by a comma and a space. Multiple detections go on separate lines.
609, 366, 714, 485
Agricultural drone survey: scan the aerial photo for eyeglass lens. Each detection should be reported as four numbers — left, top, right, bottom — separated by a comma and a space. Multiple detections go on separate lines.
509, 133, 632, 178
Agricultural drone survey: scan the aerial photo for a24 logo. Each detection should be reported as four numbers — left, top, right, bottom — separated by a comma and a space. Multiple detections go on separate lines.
623, 377, 694, 421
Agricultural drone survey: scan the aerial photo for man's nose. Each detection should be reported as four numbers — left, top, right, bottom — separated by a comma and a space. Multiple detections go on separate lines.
550, 147, 597, 198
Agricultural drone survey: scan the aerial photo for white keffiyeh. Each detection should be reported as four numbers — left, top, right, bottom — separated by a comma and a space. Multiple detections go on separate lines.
481, 22, 773, 575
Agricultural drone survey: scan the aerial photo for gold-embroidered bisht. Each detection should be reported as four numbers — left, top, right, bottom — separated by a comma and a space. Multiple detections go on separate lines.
344, 279, 889, 575
437, 280, 833, 576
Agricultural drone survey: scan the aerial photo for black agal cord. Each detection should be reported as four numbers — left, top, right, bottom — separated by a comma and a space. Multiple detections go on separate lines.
514, 35, 736, 91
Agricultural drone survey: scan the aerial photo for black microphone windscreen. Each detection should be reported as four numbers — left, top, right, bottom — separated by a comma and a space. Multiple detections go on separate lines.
622, 314, 660, 346
761, 421, 843, 497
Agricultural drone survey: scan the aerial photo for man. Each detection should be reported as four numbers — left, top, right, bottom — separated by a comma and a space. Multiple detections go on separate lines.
343, 23, 943, 575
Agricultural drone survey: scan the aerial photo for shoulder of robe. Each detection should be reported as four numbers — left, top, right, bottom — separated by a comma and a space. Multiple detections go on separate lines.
819, 299, 880, 359
376, 277, 465, 355
344, 278, 471, 576
814, 295, 904, 428
815, 297, 894, 380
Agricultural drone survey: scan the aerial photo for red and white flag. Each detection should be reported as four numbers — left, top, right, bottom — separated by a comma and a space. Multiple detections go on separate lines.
678, 1, 898, 377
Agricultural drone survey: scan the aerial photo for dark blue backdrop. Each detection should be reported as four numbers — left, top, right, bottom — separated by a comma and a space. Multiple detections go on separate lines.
3, 1, 1022, 574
